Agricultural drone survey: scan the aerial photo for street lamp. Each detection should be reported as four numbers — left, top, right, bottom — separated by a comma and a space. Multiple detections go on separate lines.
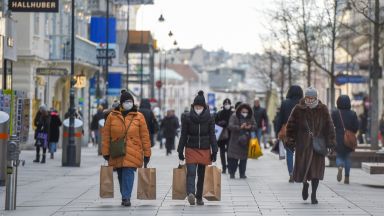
168, 31, 173, 37
158, 14, 165, 22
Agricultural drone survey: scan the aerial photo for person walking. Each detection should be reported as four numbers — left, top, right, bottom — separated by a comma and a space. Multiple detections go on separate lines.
253, 98, 269, 148
48, 108, 62, 159
139, 99, 159, 147
276, 85, 303, 182
90, 105, 105, 146
161, 110, 180, 155
331, 95, 359, 184
102, 90, 151, 207
215, 98, 233, 174
178, 90, 218, 206
285, 87, 336, 204
227, 103, 256, 179
33, 105, 50, 164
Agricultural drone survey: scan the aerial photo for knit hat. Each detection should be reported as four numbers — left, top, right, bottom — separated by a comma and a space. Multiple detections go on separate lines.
193, 90, 206, 107
120, 89, 134, 104
39, 104, 47, 112
235, 101, 242, 110
305, 87, 318, 98
223, 98, 231, 105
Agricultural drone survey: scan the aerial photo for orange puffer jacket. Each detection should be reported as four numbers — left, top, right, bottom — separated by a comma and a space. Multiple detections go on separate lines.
102, 109, 151, 168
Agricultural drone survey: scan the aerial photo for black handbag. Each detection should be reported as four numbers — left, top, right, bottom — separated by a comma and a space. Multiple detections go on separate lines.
305, 119, 327, 157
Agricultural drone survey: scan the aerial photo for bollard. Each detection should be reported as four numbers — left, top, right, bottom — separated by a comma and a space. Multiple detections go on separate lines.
0, 111, 10, 186
5, 135, 20, 210
97, 119, 105, 156
62, 118, 83, 167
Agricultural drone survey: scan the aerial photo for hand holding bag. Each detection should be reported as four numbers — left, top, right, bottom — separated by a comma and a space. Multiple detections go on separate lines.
305, 119, 327, 157
338, 110, 357, 151
109, 116, 134, 158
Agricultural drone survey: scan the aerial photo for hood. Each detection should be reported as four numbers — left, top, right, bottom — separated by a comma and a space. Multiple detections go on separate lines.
140, 99, 151, 109
337, 95, 351, 110
286, 85, 303, 100
236, 103, 253, 119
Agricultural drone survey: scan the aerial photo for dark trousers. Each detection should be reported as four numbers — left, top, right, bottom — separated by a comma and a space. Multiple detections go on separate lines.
36, 146, 47, 155
186, 164, 206, 199
219, 145, 227, 172
228, 158, 247, 177
165, 137, 175, 154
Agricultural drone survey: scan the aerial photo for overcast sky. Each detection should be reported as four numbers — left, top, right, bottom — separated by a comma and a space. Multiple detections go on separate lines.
136, 0, 275, 54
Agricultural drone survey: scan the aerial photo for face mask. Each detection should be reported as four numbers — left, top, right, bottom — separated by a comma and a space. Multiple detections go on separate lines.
241, 113, 248, 118
224, 105, 231, 110
195, 109, 203, 115
305, 98, 318, 109
123, 102, 133, 110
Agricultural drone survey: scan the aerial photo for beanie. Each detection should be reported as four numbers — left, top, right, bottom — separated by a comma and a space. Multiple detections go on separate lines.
120, 89, 134, 105
305, 87, 318, 98
193, 90, 206, 107
223, 98, 231, 105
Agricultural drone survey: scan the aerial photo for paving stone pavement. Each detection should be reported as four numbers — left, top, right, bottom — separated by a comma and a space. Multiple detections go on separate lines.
0, 146, 383, 216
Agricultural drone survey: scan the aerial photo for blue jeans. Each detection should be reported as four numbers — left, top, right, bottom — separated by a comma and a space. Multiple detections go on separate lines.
286, 148, 294, 175
336, 153, 351, 177
49, 142, 57, 153
116, 168, 136, 199
186, 164, 206, 199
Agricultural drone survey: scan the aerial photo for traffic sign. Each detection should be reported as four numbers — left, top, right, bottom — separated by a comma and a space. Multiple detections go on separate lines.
335, 74, 368, 86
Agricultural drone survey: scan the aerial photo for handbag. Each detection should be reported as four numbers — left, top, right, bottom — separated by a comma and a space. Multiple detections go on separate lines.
36, 132, 48, 148
305, 119, 327, 157
338, 110, 357, 151
110, 116, 134, 158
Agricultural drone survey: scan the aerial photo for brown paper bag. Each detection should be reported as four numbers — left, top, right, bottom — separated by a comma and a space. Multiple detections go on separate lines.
172, 165, 187, 200
100, 165, 114, 198
203, 166, 221, 201
137, 168, 156, 200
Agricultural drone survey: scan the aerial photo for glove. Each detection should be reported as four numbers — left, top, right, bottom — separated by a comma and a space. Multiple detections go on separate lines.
103, 155, 110, 161
144, 156, 150, 168
178, 152, 185, 161
211, 152, 217, 162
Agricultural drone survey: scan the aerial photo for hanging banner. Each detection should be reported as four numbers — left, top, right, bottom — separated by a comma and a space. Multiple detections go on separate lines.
9, 0, 59, 13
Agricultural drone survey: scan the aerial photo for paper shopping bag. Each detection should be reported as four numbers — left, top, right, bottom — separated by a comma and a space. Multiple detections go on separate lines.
203, 166, 221, 201
137, 168, 156, 200
99, 165, 114, 198
172, 165, 187, 200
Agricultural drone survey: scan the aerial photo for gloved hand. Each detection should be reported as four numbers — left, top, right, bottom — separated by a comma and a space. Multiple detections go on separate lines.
103, 155, 110, 161
211, 152, 217, 162
178, 152, 185, 161
144, 156, 150, 168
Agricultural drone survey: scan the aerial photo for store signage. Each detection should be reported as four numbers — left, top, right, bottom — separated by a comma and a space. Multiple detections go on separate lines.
335, 74, 368, 86
113, 0, 153, 5
36, 68, 68, 76
9, 0, 59, 13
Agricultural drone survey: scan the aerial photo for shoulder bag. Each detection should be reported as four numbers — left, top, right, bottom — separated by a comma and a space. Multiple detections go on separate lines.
305, 118, 327, 157
338, 110, 357, 151
110, 115, 134, 158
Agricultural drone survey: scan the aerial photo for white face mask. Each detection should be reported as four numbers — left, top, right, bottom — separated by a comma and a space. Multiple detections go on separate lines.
122, 102, 133, 110
241, 113, 248, 118
195, 109, 203, 115
224, 104, 231, 110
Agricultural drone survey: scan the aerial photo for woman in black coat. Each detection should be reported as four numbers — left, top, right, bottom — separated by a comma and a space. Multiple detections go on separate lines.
331, 95, 359, 184
215, 98, 233, 174
161, 110, 180, 155
49, 109, 62, 159
276, 85, 303, 182
33, 105, 50, 164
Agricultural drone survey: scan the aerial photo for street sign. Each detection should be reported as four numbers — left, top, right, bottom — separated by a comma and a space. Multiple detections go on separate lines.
113, 0, 154, 5
335, 74, 369, 86
36, 68, 68, 76
9, 0, 59, 13
96, 49, 116, 59
97, 58, 112, 67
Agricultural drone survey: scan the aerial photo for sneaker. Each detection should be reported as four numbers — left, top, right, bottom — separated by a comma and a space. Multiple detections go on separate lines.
302, 182, 309, 201
121, 199, 131, 207
187, 193, 195, 205
196, 198, 204, 206
344, 176, 349, 184
337, 167, 343, 182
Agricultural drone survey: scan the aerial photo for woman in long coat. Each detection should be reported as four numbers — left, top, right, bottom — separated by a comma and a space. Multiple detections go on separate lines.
285, 87, 336, 204
102, 90, 151, 207
227, 103, 256, 179
178, 91, 218, 206
48, 109, 62, 159
331, 95, 359, 184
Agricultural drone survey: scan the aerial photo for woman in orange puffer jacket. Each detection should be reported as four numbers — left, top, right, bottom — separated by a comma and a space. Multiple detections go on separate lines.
102, 90, 151, 207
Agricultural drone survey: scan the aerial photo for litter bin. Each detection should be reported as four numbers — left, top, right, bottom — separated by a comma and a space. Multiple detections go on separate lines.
62, 118, 83, 167
0, 111, 9, 186
97, 119, 105, 156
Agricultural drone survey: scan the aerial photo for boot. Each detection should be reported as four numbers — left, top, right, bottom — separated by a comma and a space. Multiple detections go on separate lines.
50, 153, 54, 159
196, 198, 204, 206
33, 154, 40, 163
302, 182, 309, 200
40, 154, 46, 164
230, 173, 235, 179
337, 166, 343, 182
344, 176, 349, 184
311, 193, 318, 204
121, 199, 131, 207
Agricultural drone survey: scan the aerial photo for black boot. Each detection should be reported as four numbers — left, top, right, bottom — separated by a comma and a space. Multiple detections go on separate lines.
311, 179, 319, 204
33, 154, 40, 163
41, 154, 46, 164
50, 153, 54, 159
121, 199, 131, 207
302, 182, 309, 200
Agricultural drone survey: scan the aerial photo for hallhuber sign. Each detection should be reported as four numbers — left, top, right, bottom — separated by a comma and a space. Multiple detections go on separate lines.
9, 0, 59, 13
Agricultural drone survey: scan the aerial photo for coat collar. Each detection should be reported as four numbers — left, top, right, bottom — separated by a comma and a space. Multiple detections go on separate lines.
296, 98, 326, 110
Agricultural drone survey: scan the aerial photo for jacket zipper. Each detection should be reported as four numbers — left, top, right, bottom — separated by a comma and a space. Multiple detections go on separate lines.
198, 123, 201, 149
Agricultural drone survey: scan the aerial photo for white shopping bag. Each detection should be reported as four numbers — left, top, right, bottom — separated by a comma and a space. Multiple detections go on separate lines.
279, 140, 286, 160
214, 125, 223, 140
